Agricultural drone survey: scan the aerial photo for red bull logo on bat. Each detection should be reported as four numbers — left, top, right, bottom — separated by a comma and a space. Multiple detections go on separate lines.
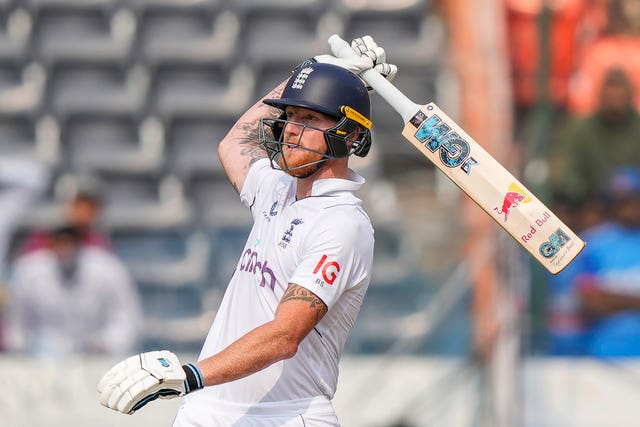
494, 183, 532, 221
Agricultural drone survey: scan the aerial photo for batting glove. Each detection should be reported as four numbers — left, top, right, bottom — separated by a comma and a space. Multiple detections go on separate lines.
350, 35, 398, 84
310, 35, 397, 93
97, 350, 204, 414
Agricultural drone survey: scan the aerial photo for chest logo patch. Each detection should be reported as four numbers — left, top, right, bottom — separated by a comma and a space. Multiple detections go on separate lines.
262, 201, 279, 222
279, 218, 304, 248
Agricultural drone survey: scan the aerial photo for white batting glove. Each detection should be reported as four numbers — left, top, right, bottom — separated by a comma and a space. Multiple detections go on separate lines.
350, 35, 398, 84
97, 350, 204, 414
313, 35, 397, 93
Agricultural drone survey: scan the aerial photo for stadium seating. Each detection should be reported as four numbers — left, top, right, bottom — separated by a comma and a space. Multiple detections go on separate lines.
32, 6, 135, 66
152, 63, 255, 120
165, 116, 231, 179
0, 0, 447, 354
0, 8, 32, 64
66, 114, 165, 173
0, 62, 46, 115
139, 9, 239, 67
100, 173, 194, 230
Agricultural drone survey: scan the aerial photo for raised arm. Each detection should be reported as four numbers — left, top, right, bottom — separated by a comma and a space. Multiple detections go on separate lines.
218, 36, 398, 194
217, 82, 286, 194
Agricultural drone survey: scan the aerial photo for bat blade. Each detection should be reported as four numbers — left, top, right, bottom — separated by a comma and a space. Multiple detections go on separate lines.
403, 103, 585, 274
327, 34, 585, 274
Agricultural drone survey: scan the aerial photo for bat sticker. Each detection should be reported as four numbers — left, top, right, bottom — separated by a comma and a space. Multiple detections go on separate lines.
494, 183, 532, 221
414, 114, 479, 174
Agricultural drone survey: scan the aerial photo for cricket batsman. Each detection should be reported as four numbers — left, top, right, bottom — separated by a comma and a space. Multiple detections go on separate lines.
98, 35, 397, 426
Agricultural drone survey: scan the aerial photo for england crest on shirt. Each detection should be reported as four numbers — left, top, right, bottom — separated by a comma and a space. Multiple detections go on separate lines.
279, 218, 304, 248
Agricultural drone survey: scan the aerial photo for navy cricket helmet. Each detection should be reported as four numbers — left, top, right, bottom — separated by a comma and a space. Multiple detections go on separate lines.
261, 62, 373, 162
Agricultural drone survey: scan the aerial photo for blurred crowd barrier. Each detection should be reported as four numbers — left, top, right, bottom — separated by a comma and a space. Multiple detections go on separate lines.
2, 355, 640, 427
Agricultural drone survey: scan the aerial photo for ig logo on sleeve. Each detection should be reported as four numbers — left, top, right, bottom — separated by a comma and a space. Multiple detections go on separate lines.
313, 255, 341, 286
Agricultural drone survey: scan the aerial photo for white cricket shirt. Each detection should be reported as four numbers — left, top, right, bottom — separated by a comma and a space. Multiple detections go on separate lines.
192, 158, 374, 407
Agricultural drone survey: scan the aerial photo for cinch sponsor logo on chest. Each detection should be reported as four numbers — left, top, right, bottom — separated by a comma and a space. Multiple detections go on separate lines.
313, 254, 341, 286
239, 249, 276, 291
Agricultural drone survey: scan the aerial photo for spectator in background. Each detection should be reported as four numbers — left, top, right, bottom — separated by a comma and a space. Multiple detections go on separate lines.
607, 0, 640, 35
505, 0, 586, 118
0, 156, 49, 275
3, 224, 142, 356
549, 67, 640, 231
20, 173, 110, 254
0, 156, 49, 350
546, 167, 640, 356
570, 167, 640, 357
568, 0, 640, 116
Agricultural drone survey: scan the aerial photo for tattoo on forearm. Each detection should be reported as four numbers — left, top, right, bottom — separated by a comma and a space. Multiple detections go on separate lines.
233, 119, 267, 160
225, 84, 285, 194
233, 102, 282, 159
281, 284, 328, 322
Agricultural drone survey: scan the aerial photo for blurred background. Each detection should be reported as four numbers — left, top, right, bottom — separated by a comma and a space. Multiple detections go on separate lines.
1, 0, 640, 426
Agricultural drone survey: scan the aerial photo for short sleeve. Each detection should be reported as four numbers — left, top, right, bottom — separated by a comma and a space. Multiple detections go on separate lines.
239, 158, 273, 209
289, 210, 374, 309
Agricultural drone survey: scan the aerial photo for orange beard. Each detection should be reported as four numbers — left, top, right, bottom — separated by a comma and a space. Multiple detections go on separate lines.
278, 145, 325, 178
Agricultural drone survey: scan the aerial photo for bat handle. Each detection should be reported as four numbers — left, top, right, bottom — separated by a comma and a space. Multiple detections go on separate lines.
328, 34, 421, 124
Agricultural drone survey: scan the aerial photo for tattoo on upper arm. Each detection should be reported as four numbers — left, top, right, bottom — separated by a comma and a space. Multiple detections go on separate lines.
281, 284, 328, 322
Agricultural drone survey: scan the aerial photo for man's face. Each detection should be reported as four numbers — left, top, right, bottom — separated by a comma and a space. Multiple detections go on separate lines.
67, 197, 100, 230
601, 82, 632, 114
599, 74, 633, 125
279, 106, 337, 178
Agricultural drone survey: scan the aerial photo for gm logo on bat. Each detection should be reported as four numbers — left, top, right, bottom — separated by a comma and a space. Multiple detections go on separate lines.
539, 228, 571, 259
411, 109, 479, 174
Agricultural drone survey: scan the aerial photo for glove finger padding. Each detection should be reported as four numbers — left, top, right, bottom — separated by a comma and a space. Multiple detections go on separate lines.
348, 35, 398, 93
351, 35, 378, 53
363, 47, 387, 65
352, 37, 387, 63
319, 34, 398, 93
374, 63, 398, 82
98, 350, 187, 414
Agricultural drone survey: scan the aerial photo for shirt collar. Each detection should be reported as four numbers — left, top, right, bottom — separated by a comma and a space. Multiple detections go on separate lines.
308, 169, 365, 197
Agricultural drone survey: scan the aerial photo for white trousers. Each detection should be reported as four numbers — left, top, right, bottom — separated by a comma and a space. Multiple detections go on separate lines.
172, 395, 339, 427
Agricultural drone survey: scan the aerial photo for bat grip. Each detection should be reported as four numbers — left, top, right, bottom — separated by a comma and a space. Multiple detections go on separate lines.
328, 34, 420, 124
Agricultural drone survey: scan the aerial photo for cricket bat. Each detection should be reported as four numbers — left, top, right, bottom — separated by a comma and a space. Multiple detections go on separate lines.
329, 35, 585, 274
